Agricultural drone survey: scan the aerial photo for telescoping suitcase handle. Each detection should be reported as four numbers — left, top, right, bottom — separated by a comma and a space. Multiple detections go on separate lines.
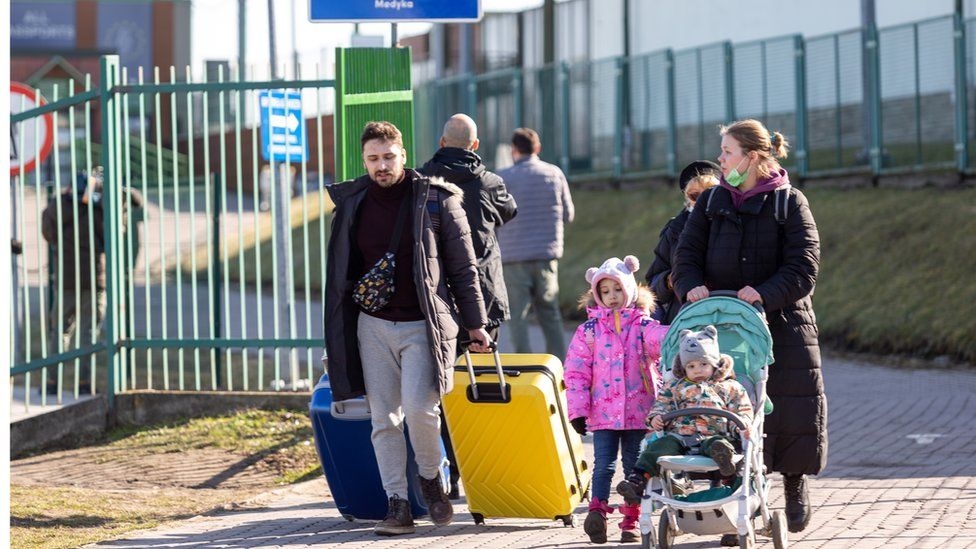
463, 344, 507, 402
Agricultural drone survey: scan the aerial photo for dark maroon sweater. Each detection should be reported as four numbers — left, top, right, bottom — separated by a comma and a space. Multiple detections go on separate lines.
355, 172, 424, 321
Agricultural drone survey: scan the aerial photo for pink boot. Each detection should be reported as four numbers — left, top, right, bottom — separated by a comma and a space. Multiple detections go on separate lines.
618, 502, 641, 543
583, 498, 614, 544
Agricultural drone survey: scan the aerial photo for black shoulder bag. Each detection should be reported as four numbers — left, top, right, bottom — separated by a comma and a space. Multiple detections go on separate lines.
352, 196, 410, 313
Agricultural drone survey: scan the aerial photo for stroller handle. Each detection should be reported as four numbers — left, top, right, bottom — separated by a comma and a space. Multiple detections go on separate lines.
660, 407, 748, 432
706, 290, 763, 312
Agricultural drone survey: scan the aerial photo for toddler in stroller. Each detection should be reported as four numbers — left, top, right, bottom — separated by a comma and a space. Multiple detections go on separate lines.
616, 325, 752, 503
617, 294, 789, 549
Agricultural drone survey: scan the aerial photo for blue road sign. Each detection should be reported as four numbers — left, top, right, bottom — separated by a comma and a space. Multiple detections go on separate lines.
309, 0, 481, 22
259, 90, 308, 162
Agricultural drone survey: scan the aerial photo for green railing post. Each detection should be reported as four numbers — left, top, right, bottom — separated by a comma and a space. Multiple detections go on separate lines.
99, 55, 121, 412
466, 73, 477, 116
954, 11, 969, 173
665, 49, 677, 178
794, 35, 809, 179
613, 57, 625, 181
211, 172, 223, 387
865, 21, 883, 177
723, 42, 736, 122
559, 61, 571, 173
513, 70, 524, 128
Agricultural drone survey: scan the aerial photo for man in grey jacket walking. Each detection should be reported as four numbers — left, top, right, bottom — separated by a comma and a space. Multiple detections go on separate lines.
496, 128, 575, 356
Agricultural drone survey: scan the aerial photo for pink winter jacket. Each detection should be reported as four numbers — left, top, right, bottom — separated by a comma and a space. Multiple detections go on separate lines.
565, 305, 668, 431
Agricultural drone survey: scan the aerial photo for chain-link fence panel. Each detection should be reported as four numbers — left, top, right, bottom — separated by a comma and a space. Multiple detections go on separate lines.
878, 17, 954, 170
805, 30, 867, 174
475, 71, 521, 171
626, 51, 671, 175
673, 44, 731, 169
733, 36, 799, 172
521, 64, 566, 168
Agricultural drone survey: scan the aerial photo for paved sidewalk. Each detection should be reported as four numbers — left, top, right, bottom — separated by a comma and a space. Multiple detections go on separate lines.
91, 325, 976, 548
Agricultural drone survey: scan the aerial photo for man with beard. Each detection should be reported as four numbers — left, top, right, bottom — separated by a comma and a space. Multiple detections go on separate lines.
324, 121, 491, 536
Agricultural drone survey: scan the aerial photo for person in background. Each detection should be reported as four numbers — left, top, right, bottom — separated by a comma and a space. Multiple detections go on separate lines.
41, 167, 143, 395
496, 127, 575, 356
323, 121, 491, 536
645, 161, 721, 324
420, 113, 518, 499
672, 119, 827, 542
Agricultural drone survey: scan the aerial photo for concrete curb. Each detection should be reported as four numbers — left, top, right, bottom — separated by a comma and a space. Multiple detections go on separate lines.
10, 390, 313, 458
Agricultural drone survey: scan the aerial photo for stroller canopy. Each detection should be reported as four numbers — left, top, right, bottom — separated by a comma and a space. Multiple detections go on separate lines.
660, 296, 774, 413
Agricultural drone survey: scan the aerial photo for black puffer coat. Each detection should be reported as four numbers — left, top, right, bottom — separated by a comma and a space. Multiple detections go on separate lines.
421, 147, 518, 329
324, 171, 487, 402
645, 208, 690, 324
672, 180, 828, 476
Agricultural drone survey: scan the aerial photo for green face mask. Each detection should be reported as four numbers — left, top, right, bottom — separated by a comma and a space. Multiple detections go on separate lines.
725, 157, 749, 187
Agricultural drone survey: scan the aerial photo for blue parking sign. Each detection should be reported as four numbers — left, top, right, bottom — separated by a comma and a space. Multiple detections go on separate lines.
259, 90, 308, 162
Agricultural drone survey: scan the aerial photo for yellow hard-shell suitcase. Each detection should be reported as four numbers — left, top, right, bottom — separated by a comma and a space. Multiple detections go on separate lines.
443, 351, 591, 525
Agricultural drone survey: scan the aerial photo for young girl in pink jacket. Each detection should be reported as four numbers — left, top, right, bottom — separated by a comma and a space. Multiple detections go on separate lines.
565, 255, 668, 544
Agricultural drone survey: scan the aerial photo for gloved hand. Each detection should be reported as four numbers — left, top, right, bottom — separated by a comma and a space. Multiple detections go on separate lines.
570, 417, 587, 436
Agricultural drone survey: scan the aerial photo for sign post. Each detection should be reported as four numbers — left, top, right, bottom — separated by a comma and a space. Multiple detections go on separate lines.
259, 89, 307, 389
10, 82, 54, 176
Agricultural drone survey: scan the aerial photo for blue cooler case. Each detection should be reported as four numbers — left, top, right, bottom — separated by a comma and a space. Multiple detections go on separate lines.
309, 373, 449, 521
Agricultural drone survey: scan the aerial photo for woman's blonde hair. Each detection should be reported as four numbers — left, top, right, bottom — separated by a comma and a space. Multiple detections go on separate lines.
685, 173, 720, 194
720, 119, 789, 179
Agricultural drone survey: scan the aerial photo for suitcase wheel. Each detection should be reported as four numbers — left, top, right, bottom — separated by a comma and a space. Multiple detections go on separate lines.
557, 514, 577, 527
472, 512, 485, 525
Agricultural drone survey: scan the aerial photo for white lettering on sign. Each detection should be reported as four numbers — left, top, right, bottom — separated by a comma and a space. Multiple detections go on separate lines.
11, 10, 75, 41
259, 95, 302, 110
374, 0, 415, 10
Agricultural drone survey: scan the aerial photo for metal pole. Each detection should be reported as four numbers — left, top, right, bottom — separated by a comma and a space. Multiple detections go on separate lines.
544, 0, 555, 65
268, 0, 279, 79
391, 23, 398, 47
859, 0, 877, 168
953, 0, 969, 173
238, 0, 246, 81
291, 0, 300, 76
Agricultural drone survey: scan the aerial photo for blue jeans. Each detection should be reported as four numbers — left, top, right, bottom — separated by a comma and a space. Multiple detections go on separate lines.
592, 429, 645, 502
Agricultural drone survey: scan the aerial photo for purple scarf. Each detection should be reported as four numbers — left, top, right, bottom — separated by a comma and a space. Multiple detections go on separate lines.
720, 167, 790, 208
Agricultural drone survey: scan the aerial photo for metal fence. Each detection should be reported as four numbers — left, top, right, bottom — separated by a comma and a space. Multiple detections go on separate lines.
10, 56, 336, 414
415, 14, 972, 180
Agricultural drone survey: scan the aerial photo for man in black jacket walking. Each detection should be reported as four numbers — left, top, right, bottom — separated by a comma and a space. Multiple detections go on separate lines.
421, 113, 518, 499
421, 114, 518, 340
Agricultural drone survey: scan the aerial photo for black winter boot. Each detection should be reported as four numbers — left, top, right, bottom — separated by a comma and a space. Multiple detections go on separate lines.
783, 473, 811, 532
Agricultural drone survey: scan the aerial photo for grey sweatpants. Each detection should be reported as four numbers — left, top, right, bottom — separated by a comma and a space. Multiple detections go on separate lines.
357, 314, 444, 499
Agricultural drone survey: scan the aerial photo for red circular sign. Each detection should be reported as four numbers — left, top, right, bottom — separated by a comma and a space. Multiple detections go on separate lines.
10, 82, 55, 177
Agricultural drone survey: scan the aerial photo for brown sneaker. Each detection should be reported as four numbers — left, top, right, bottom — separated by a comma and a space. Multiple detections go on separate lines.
418, 474, 454, 526
375, 495, 415, 536
616, 473, 648, 505
709, 439, 737, 477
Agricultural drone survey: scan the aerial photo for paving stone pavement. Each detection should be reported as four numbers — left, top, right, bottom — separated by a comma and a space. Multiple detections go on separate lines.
90, 337, 976, 548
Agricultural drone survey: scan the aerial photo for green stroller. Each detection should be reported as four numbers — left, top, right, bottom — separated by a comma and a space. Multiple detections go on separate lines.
637, 291, 788, 549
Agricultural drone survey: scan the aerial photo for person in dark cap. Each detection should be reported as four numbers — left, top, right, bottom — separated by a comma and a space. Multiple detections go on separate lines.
644, 160, 721, 324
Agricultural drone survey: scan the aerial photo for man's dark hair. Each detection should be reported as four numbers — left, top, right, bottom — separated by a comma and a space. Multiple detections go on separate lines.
360, 121, 404, 151
511, 127, 541, 155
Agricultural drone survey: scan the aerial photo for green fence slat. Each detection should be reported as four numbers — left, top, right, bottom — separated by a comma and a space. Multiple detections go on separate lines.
335, 47, 415, 182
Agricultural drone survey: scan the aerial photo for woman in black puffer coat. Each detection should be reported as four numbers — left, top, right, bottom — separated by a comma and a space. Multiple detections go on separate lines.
645, 160, 721, 324
672, 119, 827, 537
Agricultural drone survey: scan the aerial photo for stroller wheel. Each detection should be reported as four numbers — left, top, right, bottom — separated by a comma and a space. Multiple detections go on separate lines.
657, 509, 676, 549
769, 510, 788, 549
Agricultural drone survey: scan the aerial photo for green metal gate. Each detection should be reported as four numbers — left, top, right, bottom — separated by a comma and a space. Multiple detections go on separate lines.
10, 50, 415, 414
